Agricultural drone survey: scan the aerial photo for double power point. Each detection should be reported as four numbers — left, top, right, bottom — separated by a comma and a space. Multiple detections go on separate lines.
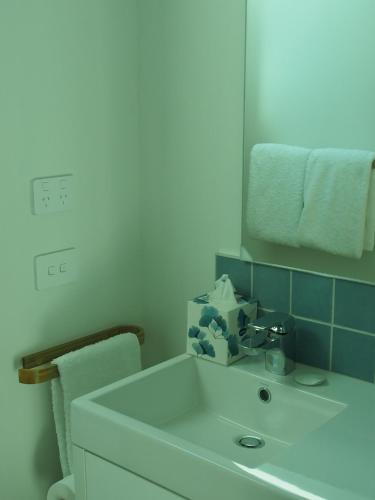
32, 175, 73, 214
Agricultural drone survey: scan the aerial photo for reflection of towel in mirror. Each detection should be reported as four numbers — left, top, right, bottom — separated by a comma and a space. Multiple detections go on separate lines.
298, 148, 375, 259
246, 143, 310, 247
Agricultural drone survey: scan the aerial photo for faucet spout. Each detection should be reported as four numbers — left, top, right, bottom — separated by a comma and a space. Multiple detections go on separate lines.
239, 312, 296, 375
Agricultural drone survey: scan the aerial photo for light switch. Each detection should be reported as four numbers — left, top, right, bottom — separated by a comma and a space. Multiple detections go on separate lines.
48, 265, 57, 276
35, 248, 77, 290
59, 263, 67, 273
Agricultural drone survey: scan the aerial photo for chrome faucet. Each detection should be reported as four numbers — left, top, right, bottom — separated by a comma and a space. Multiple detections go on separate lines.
239, 312, 296, 375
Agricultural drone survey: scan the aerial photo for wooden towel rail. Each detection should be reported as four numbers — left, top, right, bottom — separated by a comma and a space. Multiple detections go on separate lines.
18, 325, 144, 385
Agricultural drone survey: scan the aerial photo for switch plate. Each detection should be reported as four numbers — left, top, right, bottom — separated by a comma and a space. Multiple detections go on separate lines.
32, 175, 73, 214
34, 248, 77, 290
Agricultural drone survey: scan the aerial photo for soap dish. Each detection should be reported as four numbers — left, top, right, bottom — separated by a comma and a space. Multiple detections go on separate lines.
294, 373, 326, 386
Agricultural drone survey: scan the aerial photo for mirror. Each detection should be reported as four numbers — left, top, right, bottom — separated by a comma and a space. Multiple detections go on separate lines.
242, 0, 375, 283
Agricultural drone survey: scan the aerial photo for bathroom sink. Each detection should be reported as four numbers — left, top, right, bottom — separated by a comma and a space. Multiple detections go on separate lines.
87, 355, 342, 469
70, 353, 375, 499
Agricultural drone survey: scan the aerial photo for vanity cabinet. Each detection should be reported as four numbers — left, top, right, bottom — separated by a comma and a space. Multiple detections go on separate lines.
74, 447, 182, 500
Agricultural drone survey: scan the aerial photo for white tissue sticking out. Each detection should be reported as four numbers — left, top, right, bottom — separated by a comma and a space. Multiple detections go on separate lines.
208, 274, 238, 307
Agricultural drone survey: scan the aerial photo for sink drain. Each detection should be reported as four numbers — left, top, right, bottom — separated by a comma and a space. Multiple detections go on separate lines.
258, 387, 271, 403
237, 435, 264, 449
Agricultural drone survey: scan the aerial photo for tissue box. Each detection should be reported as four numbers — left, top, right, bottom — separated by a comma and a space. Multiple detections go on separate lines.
186, 294, 257, 366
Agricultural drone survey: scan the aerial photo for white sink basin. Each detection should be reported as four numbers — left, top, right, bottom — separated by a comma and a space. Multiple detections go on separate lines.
92, 355, 343, 469
71, 353, 375, 500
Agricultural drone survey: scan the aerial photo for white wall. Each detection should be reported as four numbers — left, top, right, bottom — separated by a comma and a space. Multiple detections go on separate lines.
2, 1, 248, 497
139, 0, 246, 367
0, 2, 142, 499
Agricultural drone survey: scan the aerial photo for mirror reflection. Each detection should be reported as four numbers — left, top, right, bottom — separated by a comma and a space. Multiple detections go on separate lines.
242, 0, 375, 283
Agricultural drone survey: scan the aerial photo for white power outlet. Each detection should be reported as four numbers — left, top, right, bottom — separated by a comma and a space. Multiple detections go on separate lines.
32, 175, 73, 214
34, 248, 77, 290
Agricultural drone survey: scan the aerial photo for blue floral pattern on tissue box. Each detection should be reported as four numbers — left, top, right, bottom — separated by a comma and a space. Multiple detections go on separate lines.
186, 294, 257, 365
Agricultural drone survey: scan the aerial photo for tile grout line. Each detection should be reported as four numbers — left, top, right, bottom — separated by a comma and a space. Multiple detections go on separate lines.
329, 279, 336, 371
250, 262, 254, 298
261, 309, 375, 333
285, 314, 375, 337
289, 270, 293, 315
331, 278, 336, 325
293, 315, 332, 327
331, 324, 375, 337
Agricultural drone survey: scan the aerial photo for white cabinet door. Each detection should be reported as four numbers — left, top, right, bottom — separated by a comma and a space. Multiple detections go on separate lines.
85, 452, 183, 500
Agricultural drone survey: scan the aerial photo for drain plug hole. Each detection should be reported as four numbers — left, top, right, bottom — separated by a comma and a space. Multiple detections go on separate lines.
237, 436, 264, 449
258, 387, 271, 403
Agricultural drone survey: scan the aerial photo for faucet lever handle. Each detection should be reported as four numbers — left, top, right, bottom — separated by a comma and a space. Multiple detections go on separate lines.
248, 323, 268, 335
239, 321, 268, 338
249, 312, 295, 337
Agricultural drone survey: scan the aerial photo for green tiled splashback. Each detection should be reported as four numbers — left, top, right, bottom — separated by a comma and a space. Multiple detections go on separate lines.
216, 255, 375, 383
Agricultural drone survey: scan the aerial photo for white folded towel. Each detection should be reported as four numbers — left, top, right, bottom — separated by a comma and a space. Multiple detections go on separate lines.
298, 148, 375, 259
246, 143, 310, 247
47, 474, 75, 500
51, 333, 141, 477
